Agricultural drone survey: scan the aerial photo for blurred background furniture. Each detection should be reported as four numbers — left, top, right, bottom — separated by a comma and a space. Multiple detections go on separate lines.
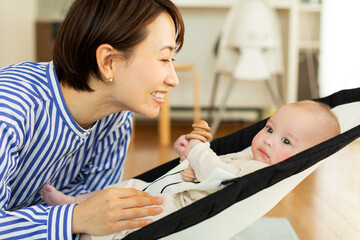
208, 0, 284, 135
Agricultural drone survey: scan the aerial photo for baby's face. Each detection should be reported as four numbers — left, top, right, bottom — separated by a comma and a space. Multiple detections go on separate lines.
251, 105, 320, 165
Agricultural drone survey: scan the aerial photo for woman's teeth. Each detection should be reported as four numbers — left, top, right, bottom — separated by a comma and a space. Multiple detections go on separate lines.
152, 92, 165, 99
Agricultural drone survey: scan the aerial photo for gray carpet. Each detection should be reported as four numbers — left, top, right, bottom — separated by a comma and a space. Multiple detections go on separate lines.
230, 217, 300, 240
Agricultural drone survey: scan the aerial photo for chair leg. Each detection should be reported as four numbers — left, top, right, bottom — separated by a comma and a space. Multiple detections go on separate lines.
208, 72, 221, 122
191, 66, 201, 122
210, 77, 236, 136
265, 77, 283, 108
305, 49, 319, 98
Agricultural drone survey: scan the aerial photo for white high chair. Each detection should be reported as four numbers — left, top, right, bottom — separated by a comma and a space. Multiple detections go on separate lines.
208, 0, 284, 135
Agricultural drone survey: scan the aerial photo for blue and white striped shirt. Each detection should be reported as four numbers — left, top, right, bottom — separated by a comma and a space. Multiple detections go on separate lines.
0, 62, 133, 239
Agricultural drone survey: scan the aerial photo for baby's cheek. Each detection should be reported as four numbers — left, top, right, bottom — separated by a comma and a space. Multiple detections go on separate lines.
274, 150, 294, 164
251, 133, 261, 149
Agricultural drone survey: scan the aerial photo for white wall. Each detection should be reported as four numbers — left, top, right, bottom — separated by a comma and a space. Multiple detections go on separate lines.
319, 0, 360, 96
37, 0, 73, 17
0, 0, 37, 68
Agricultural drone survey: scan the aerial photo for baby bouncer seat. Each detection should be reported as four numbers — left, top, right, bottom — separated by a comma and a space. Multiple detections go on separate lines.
124, 88, 360, 240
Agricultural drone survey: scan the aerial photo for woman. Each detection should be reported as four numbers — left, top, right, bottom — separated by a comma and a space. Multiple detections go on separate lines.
0, 0, 184, 239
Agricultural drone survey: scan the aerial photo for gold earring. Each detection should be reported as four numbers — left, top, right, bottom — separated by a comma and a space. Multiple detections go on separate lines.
107, 77, 113, 83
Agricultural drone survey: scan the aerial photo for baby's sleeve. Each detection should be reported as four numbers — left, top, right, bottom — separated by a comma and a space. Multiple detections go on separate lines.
187, 142, 243, 181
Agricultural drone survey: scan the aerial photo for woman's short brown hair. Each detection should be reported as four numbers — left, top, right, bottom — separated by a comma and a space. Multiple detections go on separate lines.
53, 0, 184, 91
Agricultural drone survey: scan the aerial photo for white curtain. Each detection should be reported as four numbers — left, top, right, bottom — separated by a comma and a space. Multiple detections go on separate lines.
319, 0, 360, 96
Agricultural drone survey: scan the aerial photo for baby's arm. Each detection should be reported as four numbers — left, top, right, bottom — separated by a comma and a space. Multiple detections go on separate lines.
173, 136, 198, 181
173, 135, 198, 181
179, 138, 201, 182
178, 120, 213, 182
183, 139, 202, 158
187, 143, 244, 181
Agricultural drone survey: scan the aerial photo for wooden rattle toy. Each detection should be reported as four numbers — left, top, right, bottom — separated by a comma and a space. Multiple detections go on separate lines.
185, 120, 212, 143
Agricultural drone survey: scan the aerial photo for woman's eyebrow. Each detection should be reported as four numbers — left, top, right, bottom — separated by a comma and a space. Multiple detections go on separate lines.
159, 45, 175, 52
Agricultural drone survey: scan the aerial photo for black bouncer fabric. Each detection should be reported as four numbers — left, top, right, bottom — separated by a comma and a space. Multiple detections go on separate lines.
124, 88, 360, 240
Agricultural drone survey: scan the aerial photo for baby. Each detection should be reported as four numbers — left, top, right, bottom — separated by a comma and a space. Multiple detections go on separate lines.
176, 100, 341, 182
40, 100, 340, 240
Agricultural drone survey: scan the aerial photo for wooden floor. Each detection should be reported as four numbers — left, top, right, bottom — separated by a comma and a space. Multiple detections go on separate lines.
124, 120, 360, 240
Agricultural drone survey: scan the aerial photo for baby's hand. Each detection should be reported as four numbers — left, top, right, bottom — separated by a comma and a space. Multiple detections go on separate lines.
174, 135, 188, 161
180, 165, 196, 182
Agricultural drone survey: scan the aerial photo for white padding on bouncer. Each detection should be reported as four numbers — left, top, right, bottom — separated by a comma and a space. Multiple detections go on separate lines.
162, 161, 321, 240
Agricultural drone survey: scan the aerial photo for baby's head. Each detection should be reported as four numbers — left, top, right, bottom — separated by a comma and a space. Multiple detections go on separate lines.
251, 100, 340, 165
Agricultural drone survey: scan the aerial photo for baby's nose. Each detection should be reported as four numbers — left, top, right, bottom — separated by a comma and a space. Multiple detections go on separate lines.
264, 136, 272, 147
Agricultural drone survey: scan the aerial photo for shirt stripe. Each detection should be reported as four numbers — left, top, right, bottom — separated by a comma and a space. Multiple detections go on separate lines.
0, 62, 133, 239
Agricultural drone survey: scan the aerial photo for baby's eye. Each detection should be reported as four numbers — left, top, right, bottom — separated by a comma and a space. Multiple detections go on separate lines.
266, 126, 273, 133
281, 137, 291, 145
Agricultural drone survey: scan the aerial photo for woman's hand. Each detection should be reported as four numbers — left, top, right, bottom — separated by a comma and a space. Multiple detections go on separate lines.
72, 188, 163, 236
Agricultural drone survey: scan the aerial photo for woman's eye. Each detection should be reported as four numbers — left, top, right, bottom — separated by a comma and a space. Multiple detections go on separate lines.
282, 138, 291, 145
162, 58, 175, 63
266, 126, 273, 133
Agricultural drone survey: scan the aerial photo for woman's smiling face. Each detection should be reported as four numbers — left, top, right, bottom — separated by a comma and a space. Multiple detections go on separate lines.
111, 12, 179, 118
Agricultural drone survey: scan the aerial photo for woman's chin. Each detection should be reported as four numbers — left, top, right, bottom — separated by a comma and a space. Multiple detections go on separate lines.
139, 108, 161, 119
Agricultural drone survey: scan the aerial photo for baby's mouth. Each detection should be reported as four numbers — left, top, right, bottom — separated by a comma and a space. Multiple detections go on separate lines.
259, 148, 269, 159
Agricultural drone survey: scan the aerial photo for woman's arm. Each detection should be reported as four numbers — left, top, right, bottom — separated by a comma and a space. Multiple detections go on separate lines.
0, 200, 76, 239
0, 112, 163, 239
0, 124, 76, 239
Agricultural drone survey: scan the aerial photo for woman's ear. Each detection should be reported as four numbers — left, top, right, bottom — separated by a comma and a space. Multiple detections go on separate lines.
96, 44, 115, 81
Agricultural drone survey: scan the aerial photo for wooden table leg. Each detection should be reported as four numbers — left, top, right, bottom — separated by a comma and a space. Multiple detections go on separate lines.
158, 93, 170, 146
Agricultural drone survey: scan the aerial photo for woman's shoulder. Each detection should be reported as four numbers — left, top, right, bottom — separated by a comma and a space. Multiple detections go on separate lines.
102, 111, 133, 126
1, 61, 52, 98
0, 62, 51, 131
0, 61, 50, 97
90, 111, 133, 149
0, 61, 48, 75
95, 111, 133, 137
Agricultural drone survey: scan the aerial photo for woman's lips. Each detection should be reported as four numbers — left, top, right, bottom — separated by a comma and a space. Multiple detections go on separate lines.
151, 91, 165, 99
151, 91, 166, 104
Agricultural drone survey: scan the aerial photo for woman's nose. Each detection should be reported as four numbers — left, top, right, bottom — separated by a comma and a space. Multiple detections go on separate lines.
165, 65, 179, 88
